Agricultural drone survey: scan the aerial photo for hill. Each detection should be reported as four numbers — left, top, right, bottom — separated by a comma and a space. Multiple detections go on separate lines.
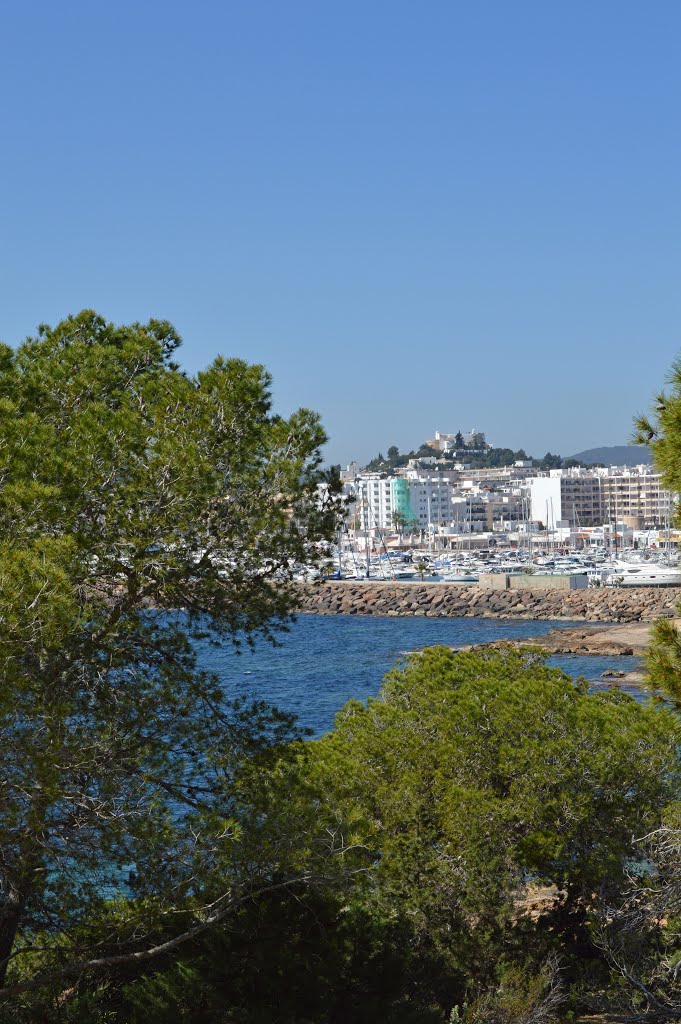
568, 444, 652, 466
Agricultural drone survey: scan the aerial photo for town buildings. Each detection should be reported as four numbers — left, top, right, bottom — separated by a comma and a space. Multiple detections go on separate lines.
424, 429, 486, 453
351, 474, 455, 532
526, 465, 674, 530
343, 459, 675, 546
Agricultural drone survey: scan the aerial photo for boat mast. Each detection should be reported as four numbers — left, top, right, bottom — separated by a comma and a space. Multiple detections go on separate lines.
550, 497, 555, 554
527, 491, 532, 564
363, 482, 371, 578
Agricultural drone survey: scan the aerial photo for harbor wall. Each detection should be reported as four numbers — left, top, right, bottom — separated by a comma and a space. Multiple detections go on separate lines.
478, 573, 588, 590
295, 581, 681, 622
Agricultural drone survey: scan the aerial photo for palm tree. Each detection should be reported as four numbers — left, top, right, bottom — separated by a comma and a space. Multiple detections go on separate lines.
392, 511, 407, 547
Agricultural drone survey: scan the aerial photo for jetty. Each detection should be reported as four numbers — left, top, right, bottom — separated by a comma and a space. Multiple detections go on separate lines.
295, 581, 681, 657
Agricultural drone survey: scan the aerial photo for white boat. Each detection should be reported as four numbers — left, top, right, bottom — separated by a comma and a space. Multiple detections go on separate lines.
605, 562, 681, 587
439, 565, 480, 582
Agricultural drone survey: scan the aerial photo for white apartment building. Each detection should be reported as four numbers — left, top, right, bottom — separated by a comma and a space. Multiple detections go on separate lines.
348, 474, 528, 535
527, 465, 674, 529
344, 463, 673, 536
450, 495, 489, 533
351, 475, 454, 531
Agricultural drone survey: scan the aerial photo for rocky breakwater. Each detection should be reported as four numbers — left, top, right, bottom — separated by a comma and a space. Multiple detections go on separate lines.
295, 581, 681, 624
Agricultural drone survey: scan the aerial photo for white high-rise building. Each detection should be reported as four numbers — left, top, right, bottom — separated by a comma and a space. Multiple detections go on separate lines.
352, 475, 454, 531
527, 465, 674, 529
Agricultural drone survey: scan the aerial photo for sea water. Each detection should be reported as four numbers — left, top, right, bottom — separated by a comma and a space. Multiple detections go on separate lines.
196, 614, 644, 738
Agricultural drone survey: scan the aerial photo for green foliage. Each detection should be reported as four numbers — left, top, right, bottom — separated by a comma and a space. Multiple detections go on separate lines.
392, 510, 408, 533
635, 361, 681, 708
588, 801, 681, 1019
313, 648, 679, 962
537, 452, 562, 470
645, 617, 681, 707
0, 311, 342, 995
459, 446, 533, 469
366, 446, 429, 472
365, 444, 590, 473
10, 645, 680, 1020
460, 956, 563, 1023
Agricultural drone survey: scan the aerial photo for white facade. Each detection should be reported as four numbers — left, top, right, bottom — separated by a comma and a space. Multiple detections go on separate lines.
424, 429, 485, 453
340, 461, 360, 482
346, 463, 675, 537
352, 475, 454, 531
349, 474, 525, 534
450, 496, 488, 532
527, 465, 675, 529
527, 475, 563, 528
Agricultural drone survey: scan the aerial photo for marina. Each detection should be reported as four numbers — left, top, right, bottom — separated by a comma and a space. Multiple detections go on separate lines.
313, 543, 681, 587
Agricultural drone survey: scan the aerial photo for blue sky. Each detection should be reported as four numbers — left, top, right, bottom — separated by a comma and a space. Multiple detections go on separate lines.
1, 1, 679, 465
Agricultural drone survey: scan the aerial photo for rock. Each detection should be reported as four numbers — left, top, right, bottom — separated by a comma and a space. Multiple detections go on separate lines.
292, 581, 681, 628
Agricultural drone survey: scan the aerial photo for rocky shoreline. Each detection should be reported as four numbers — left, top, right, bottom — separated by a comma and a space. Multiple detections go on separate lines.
296, 580, 681, 623
295, 581, 681, 657
460, 624, 647, 658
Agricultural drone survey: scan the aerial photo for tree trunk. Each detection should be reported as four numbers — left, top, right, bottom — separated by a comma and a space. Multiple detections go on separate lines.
0, 883, 25, 986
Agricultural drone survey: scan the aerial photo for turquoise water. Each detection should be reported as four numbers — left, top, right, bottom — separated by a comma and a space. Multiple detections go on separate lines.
196, 614, 644, 737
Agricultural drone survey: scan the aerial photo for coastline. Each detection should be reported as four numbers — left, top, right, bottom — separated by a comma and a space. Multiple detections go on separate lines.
295, 581, 681, 664
463, 620, 657, 657
295, 580, 681, 625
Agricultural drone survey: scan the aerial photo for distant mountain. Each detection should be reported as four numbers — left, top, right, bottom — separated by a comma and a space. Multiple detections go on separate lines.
568, 445, 652, 467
